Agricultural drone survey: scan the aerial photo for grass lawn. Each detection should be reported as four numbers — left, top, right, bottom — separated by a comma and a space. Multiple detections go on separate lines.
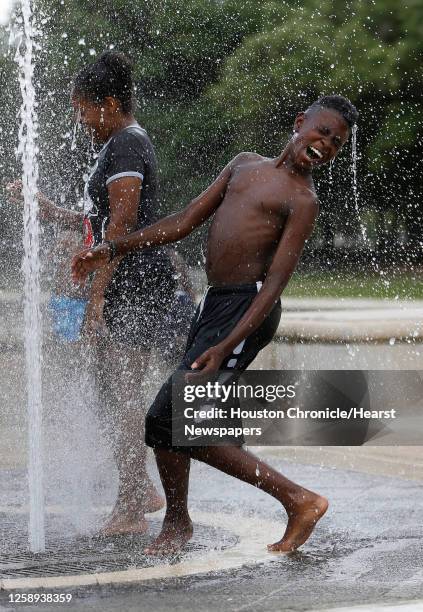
285, 271, 423, 299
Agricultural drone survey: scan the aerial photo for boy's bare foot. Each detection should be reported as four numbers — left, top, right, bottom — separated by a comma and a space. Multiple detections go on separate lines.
144, 517, 193, 556
268, 492, 329, 553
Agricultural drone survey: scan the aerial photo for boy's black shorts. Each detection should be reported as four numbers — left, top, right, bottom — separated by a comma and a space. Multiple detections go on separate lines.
145, 282, 282, 452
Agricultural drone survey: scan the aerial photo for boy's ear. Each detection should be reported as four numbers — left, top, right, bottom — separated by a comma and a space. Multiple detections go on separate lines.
293, 112, 305, 132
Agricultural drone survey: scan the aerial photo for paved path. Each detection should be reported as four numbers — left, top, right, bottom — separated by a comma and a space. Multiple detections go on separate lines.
2, 294, 423, 610
278, 299, 423, 342
1, 453, 422, 611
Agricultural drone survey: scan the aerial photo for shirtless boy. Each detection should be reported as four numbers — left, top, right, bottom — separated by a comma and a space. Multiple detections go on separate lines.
72, 95, 358, 554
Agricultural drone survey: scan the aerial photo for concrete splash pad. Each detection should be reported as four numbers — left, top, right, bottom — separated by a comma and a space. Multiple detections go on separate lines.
1, 456, 423, 610
0, 505, 282, 590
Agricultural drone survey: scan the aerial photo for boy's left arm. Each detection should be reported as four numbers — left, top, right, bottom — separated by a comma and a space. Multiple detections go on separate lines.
188, 194, 319, 377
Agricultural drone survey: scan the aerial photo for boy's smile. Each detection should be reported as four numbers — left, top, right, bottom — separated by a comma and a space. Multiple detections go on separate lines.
291, 108, 350, 169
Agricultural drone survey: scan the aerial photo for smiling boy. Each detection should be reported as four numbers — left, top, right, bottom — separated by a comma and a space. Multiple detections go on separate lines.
72, 94, 358, 554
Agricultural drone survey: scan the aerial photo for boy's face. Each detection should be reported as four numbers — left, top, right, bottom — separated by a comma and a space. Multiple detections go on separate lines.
291, 108, 350, 169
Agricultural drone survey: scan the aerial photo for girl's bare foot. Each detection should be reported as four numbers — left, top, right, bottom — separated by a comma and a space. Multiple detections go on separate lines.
268, 492, 329, 553
99, 499, 149, 537
99, 512, 149, 537
143, 485, 165, 514
144, 517, 193, 556
98, 481, 164, 536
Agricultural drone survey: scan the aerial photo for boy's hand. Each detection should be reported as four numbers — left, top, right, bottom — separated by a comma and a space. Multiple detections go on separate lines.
72, 244, 110, 285
185, 346, 226, 382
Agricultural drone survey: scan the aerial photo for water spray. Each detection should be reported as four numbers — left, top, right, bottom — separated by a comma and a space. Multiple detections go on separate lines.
70, 108, 81, 151
351, 124, 368, 245
15, 0, 45, 553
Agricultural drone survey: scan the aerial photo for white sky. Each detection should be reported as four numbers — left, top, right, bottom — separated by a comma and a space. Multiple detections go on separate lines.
0, 0, 15, 26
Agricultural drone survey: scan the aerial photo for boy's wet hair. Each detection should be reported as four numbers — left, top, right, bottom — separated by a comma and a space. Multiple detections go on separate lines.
73, 50, 135, 114
306, 95, 358, 129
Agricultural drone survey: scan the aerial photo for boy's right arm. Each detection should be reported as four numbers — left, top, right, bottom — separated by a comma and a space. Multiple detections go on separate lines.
72, 154, 242, 282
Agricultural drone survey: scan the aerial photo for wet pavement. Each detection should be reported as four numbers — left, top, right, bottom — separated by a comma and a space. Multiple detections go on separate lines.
1, 293, 423, 610
1, 454, 423, 611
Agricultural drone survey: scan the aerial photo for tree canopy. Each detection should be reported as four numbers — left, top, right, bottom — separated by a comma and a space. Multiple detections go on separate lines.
0, 0, 422, 267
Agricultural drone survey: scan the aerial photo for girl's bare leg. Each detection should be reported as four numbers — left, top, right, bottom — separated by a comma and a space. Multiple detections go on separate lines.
96, 342, 164, 535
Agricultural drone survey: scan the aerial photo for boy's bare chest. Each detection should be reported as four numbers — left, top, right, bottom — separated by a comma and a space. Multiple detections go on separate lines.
225, 169, 293, 219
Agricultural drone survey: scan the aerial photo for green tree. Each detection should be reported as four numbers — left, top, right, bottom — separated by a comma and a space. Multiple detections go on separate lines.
1, 0, 422, 270
207, 0, 423, 262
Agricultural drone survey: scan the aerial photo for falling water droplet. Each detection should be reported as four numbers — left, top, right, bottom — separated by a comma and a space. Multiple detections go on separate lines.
328, 159, 334, 198
90, 131, 96, 155
70, 108, 81, 151
351, 124, 367, 245
255, 466, 260, 477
